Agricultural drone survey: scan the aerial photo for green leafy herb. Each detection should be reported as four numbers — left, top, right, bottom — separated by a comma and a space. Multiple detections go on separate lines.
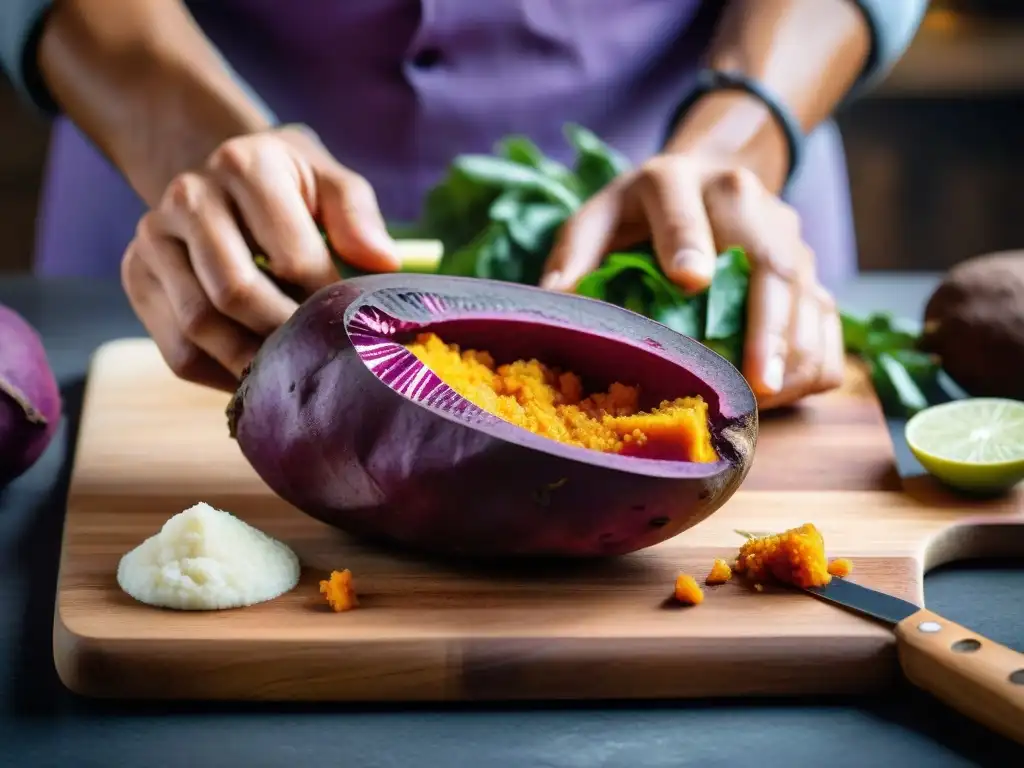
576, 251, 703, 337
410, 123, 966, 417
495, 135, 583, 195
451, 155, 581, 211
418, 165, 507, 260
702, 248, 752, 367
838, 310, 948, 416
574, 248, 753, 367
563, 123, 633, 199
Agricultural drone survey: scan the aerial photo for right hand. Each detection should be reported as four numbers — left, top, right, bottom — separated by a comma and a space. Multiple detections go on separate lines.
121, 125, 400, 391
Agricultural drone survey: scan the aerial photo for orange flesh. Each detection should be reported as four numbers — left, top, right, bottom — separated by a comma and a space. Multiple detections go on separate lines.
405, 332, 718, 462
827, 558, 853, 578
705, 558, 733, 585
733, 523, 833, 589
319, 569, 358, 612
673, 573, 705, 605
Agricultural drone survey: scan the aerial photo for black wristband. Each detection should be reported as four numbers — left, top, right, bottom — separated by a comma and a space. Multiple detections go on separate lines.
664, 68, 804, 190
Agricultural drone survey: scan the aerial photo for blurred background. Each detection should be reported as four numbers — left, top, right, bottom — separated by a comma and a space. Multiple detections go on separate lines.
1, 0, 1022, 276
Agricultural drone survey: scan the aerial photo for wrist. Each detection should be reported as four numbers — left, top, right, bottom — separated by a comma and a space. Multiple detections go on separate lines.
38, 0, 273, 205
120, 48, 273, 201
664, 88, 791, 194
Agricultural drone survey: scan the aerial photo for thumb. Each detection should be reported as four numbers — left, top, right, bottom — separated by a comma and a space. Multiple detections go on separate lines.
317, 167, 401, 274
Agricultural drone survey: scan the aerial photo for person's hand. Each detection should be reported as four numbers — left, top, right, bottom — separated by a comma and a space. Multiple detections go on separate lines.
121, 125, 400, 391
539, 154, 845, 410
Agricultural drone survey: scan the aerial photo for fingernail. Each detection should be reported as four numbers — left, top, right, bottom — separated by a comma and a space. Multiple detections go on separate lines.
540, 270, 562, 290
762, 354, 785, 393
672, 248, 715, 282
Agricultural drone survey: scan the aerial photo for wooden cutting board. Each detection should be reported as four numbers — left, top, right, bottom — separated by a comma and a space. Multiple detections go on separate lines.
53, 338, 1024, 702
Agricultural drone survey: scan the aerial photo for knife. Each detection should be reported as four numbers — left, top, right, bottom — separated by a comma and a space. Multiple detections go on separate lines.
807, 576, 1024, 745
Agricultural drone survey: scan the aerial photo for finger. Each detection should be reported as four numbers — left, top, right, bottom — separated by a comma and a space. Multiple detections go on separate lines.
317, 167, 401, 273
635, 159, 716, 292
121, 240, 239, 392
206, 140, 342, 294
160, 173, 299, 336
276, 123, 401, 274
135, 218, 265, 380
812, 288, 846, 392
742, 266, 793, 398
703, 179, 791, 398
539, 191, 621, 291
778, 279, 825, 398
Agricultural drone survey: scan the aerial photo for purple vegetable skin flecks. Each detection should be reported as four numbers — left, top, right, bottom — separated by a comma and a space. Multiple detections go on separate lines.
227, 274, 758, 559
0, 304, 61, 487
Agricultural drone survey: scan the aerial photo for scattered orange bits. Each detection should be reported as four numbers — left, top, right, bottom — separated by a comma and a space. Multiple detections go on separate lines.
827, 558, 854, 578
705, 558, 733, 585
319, 569, 359, 612
673, 573, 705, 605
733, 523, 833, 589
404, 332, 718, 462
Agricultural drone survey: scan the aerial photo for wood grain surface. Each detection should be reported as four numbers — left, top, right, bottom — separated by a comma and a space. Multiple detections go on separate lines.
53, 338, 1024, 702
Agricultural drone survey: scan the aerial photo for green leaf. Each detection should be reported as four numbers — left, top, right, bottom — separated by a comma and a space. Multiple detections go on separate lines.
496, 136, 583, 194
839, 310, 871, 354
452, 155, 582, 211
488, 189, 526, 222
574, 251, 714, 339
887, 348, 940, 382
840, 310, 919, 357
699, 248, 752, 368
575, 252, 664, 301
873, 351, 930, 416
438, 218, 550, 287
563, 123, 633, 198
481, 190, 568, 283
421, 165, 505, 262
623, 284, 648, 315
653, 299, 704, 338
437, 221, 502, 278
505, 202, 569, 255
704, 247, 751, 341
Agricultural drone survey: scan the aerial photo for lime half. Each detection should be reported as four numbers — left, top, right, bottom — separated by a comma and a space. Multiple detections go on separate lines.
905, 398, 1024, 494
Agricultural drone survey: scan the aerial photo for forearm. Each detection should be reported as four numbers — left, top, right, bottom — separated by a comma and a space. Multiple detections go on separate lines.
665, 0, 873, 193
37, 0, 273, 205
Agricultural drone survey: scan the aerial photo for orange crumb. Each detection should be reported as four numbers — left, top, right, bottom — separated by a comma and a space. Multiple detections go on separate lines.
673, 573, 704, 605
827, 558, 853, 578
319, 569, 358, 612
705, 558, 733, 585
733, 523, 832, 589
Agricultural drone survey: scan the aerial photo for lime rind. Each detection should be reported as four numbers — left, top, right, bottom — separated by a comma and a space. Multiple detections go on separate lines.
904, 398, 1024, 494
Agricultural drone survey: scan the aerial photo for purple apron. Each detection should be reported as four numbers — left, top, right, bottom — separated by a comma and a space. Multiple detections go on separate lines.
32, 0, 857, 291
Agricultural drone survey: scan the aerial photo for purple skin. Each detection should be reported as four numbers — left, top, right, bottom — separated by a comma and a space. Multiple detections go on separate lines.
227, 274, 758, 559
0, 304, 61, 487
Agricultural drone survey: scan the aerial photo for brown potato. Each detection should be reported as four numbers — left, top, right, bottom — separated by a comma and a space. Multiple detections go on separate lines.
920, 250, 1024, 400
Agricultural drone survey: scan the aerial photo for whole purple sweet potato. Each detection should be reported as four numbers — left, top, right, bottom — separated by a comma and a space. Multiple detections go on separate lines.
1, 303, 61, 486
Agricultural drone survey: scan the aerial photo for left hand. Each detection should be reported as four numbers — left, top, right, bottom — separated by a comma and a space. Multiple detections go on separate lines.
538, 153, 845, 410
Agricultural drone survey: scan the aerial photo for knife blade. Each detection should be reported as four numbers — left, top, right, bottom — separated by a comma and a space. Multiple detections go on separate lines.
806, 577, 1024, 746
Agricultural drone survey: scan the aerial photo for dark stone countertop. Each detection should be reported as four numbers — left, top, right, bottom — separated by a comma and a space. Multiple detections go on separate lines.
1, 275, 1022, 768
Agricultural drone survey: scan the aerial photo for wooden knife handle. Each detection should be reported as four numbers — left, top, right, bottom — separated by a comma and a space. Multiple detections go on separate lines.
895, 608, 1024, 745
